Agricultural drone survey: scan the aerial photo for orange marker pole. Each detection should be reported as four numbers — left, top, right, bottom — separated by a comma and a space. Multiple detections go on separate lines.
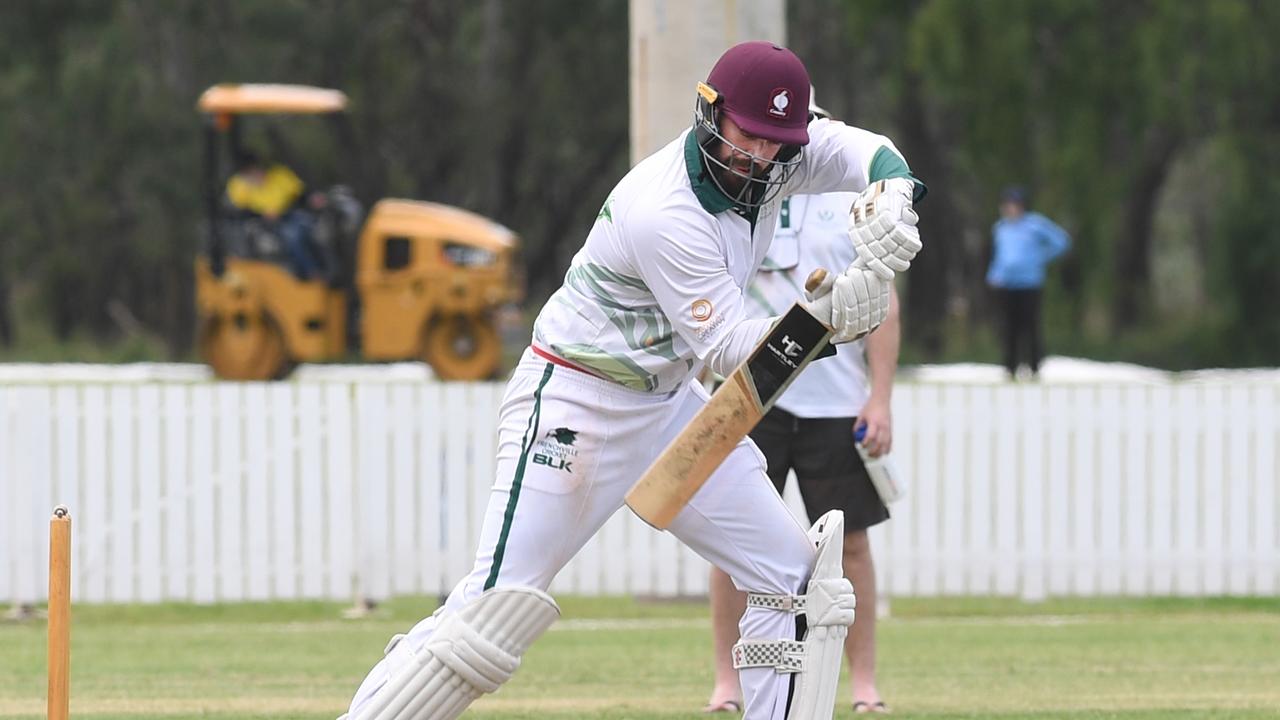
48, 505, 71, 720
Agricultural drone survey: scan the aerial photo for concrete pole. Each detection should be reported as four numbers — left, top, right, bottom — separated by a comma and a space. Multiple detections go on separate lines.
629, 0, 786, 166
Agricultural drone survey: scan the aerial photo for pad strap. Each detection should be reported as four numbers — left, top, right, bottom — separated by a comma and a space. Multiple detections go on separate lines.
731, 638, 807, 673
745, 592, 805, 613
746, 577, 854, 626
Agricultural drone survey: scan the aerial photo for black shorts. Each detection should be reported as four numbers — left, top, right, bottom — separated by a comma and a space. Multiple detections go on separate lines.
749, 406, 890, 531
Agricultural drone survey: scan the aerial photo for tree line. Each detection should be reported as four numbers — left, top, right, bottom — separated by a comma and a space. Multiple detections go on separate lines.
1, 0, 1276, 367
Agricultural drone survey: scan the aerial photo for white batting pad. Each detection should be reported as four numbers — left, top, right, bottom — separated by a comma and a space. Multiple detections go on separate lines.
347, 586, 560, 720
732, 510, 855, 720
788, 510, 855, 720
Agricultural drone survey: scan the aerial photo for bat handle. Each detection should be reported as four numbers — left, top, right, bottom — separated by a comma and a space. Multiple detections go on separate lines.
805, 268, 829, 293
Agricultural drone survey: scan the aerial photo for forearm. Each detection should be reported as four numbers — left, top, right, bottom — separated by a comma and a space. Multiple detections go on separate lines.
864, 284, 900, 402
703, 316, 777, 378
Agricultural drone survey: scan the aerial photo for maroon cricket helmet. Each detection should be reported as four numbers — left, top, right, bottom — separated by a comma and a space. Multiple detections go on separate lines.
705, 41, 811, 146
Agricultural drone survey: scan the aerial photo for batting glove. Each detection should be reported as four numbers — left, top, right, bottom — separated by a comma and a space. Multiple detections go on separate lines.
848, 178, 922, 281
804, 265, 890, 344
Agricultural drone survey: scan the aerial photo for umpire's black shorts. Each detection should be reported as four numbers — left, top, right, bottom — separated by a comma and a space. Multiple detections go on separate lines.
749, 405, 890, 531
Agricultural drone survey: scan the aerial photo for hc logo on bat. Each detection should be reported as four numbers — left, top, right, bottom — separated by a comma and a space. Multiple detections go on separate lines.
767, 334, 807, 370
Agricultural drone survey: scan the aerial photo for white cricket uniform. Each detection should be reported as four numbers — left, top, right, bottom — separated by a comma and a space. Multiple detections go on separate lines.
346, 119, 913, 720
748, 192, 869, 418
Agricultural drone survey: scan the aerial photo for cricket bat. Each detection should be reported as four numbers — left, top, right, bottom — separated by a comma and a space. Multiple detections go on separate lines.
625, 269, 835, 529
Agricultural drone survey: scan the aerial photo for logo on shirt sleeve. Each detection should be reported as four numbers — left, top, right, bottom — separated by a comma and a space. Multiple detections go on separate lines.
691, 299, 714, 322
596, 195, 614, 223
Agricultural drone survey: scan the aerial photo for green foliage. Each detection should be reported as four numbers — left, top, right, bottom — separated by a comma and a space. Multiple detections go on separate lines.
823, 0, 1280, 365
1205, 133, 1280, 365
0, 0, 628, 363
1, 1, 1278, 366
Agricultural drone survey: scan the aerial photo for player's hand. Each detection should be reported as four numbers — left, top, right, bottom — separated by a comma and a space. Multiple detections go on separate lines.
805, 266, 890, 343
854, 397, 892, 457
848, 178, 921, 281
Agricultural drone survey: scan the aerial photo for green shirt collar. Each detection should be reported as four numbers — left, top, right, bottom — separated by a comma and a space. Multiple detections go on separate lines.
683, 131, 757, 223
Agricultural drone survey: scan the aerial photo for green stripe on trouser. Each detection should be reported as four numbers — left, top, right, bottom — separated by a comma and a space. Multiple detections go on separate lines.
484, 362, 556, 590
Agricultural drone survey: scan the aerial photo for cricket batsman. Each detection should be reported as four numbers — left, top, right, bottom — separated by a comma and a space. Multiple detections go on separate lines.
341, 41, 925, 720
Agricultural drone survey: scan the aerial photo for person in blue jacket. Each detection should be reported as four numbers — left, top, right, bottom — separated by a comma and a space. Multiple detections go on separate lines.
986, 186, 1070, 379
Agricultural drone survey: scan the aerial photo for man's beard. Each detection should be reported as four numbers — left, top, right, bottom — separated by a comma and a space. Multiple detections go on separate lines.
713, 158, 769, 197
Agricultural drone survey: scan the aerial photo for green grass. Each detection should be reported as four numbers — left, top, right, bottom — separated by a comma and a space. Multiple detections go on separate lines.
2, 596, 1278, 718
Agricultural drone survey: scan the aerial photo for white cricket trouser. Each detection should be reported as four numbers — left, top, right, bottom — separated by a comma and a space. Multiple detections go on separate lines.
347, 349, 816, 719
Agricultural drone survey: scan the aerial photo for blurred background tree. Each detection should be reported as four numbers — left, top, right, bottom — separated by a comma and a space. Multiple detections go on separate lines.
0, 0, 1276, 368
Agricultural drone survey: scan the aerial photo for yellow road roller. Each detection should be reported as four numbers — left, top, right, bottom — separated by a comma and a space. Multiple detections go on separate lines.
195, 83, 520, 380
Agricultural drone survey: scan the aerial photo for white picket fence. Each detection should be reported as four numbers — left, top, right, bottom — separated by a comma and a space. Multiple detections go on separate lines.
2, 379, 1277, 604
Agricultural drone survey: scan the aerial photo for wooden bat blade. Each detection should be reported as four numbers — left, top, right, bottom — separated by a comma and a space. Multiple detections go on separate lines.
624, 371, 760, 529
626, 299, 834, 529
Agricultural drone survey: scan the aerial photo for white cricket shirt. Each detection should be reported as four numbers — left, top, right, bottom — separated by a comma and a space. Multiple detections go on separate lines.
532, 118, 912, 394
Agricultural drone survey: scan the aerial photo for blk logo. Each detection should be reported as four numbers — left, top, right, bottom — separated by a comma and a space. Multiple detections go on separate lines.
533, 454, 572, 472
